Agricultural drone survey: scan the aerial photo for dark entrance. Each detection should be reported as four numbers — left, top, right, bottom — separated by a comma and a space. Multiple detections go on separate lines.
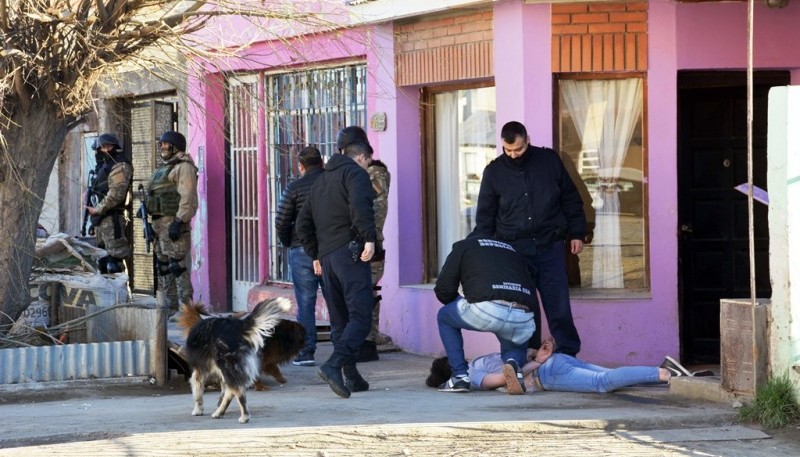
677, 71, 787, 364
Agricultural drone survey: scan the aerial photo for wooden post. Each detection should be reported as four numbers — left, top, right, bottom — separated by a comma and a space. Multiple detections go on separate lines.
154, 291, 168, 386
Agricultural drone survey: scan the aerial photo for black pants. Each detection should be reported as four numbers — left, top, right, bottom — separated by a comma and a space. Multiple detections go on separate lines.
319, 244, 375, 361
513, 239, 582, 356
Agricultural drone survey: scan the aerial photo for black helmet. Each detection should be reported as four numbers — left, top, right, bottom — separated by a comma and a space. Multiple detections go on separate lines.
158, 131, 186, 152
93, 133, 121, 151
336, 126, 368, 151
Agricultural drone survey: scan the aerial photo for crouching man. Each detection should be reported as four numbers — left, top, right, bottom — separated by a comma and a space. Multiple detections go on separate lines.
434, 237, 537, 393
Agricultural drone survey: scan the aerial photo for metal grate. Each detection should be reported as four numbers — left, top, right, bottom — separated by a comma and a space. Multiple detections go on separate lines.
266, 64, 367, 281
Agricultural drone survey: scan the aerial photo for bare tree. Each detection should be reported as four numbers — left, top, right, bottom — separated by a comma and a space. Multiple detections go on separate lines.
0, 0, 349, 328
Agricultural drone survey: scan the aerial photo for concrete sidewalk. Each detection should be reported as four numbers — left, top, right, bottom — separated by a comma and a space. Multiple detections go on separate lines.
0, 342, 746, 447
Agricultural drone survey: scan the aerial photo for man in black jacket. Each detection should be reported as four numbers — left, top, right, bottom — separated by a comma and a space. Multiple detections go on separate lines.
274, 146, 324, 366
434, 237, 537, 393
471, 121, 586, 357
296, 138, 376, 398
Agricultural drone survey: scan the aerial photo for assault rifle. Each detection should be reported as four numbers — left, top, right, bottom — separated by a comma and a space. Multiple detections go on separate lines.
80, 170, 96, 237
137, 184, 155, 253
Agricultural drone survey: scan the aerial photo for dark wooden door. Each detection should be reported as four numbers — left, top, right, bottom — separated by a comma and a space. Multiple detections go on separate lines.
677, 71, 787, 364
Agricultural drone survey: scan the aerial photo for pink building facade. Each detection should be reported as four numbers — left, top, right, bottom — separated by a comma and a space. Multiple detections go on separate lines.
186, 0, 800, 366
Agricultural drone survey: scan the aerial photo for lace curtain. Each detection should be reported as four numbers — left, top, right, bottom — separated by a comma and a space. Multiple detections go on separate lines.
561, 78, 643, 288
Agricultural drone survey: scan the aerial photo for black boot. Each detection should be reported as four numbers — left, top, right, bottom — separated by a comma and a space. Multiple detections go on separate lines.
343, 364, 369, 392
356, 340, 379, 363
318, 354, 351, 398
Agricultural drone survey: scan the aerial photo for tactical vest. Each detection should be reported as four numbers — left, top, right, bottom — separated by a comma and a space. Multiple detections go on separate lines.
146, 159, 194, 216
93, 154, 129, 211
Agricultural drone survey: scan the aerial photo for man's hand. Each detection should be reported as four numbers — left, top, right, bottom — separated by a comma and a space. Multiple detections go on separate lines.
313, 259, 322, 276
570, 239, 584, 255
360, 241, 375, 262
86, 206, 98, 215
168, 218, 183, 241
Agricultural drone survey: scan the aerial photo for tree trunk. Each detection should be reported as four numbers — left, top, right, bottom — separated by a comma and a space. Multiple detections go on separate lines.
0, 99, 68, 330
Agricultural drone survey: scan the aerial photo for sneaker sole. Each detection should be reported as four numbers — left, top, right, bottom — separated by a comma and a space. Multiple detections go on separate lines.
438, 387, 470, 392
292, 360, 316, 366
662, 356, 693, 377
502, 364, 525, 395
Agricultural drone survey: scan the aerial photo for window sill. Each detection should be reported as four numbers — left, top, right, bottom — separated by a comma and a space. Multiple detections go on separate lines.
400, 284, 651, 301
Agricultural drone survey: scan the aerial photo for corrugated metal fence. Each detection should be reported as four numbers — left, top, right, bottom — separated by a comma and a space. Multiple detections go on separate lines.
0, 340, 152, 384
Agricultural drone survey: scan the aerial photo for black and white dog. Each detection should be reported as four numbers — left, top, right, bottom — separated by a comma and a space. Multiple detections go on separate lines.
178, 298, 290, 423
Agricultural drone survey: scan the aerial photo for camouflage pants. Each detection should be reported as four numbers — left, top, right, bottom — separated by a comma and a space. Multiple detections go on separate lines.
152, 217, 193, 312
96, 213, 131, 259
366, 259, 385, 342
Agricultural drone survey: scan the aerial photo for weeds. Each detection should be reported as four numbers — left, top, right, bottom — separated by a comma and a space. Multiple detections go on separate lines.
739, 372, 800, 429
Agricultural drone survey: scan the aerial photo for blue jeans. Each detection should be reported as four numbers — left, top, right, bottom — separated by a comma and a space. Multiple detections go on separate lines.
537, 353, 660, 393
437, 297, 532, 377
513, 239, 582, 356
289, 246, 323, 353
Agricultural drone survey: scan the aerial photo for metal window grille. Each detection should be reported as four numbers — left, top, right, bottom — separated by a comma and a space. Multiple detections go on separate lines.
266, 64, 367, 281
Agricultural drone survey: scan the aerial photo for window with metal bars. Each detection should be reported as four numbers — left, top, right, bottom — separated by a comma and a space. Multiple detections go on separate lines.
266, 64, 367, 282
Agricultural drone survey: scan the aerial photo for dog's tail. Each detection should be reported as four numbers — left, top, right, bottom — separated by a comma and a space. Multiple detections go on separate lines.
176, 301, 207, 337
242, 298, 291, 352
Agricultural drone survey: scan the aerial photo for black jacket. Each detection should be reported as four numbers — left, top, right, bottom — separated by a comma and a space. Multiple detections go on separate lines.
471, 146, 586, 243
274, 167, 323, 248
296, 154, 376, 259
434, 237, 538, 311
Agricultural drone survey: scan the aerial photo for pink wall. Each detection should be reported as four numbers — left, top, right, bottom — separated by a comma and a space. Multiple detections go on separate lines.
188, 0, 800, 365
677, 1, 800, 70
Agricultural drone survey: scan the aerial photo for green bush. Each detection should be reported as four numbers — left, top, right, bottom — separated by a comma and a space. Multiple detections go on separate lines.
739, 372, 800, 429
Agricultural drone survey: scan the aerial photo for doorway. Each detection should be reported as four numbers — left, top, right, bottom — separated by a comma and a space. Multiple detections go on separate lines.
677, 71, 788, 364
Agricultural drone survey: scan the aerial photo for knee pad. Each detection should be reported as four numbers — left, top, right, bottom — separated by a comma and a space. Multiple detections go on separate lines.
106, 257, 125, 274
98, 256, 110, 274
168, 258, 186, 277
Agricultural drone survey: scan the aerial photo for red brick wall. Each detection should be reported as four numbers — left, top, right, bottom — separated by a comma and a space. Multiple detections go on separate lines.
395, 10, 493, 86
552, 2, 647, 72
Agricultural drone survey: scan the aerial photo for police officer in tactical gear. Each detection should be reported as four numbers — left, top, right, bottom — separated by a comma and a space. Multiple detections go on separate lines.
145, 130, 198, 315
86, 133, 132, 274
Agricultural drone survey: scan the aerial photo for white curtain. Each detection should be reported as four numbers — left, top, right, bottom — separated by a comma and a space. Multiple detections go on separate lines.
435, 92, 460, 273
561, 79, 643, 288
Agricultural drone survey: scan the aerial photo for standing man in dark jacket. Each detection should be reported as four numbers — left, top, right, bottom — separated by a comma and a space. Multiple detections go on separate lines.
471, 121, 586, 357
275, 146, 325, 366
296, 137, 376, 399
434, 237, 536, 393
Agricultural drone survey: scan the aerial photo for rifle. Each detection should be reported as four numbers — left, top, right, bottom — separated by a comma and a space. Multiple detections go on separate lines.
137, 184, 155, 253
138, 184, 156, 254
81, 170, 96, 237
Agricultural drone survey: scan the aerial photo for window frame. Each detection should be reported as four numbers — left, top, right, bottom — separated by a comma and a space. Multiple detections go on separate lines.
421, 79, 495, 283
553, 71, 651, 294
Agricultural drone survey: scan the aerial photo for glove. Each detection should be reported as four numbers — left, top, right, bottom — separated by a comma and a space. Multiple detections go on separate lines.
90, 214, 103, 227
168, 219, 183, 241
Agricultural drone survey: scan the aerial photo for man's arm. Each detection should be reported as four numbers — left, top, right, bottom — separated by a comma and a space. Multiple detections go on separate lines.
348, 167, 377, 242
174, 161, 199, 223
557, 159, 587, 241
295, 197, 318, 260
433, 244, 462, 304
470, 165, 498, 238
274, 186, 296, 247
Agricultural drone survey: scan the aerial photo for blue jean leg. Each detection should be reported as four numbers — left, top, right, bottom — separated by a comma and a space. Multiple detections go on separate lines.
538, 354, 660, 393
437, 298, 528, 377
289, 246, 323, 352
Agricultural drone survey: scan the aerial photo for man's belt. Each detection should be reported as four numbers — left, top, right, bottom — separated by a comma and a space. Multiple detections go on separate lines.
492, 299, 530, 311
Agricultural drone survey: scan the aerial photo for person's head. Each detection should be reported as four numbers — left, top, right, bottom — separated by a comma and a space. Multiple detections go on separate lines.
336, 126, 368, 152
94, 133, 122, 155
158, 131, 186, 160
500, 121, 530, 159
344, 140, 373, 170
297, 146, 322, 175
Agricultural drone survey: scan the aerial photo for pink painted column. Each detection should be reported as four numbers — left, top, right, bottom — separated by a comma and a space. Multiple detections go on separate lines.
257, 72, 270, 282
